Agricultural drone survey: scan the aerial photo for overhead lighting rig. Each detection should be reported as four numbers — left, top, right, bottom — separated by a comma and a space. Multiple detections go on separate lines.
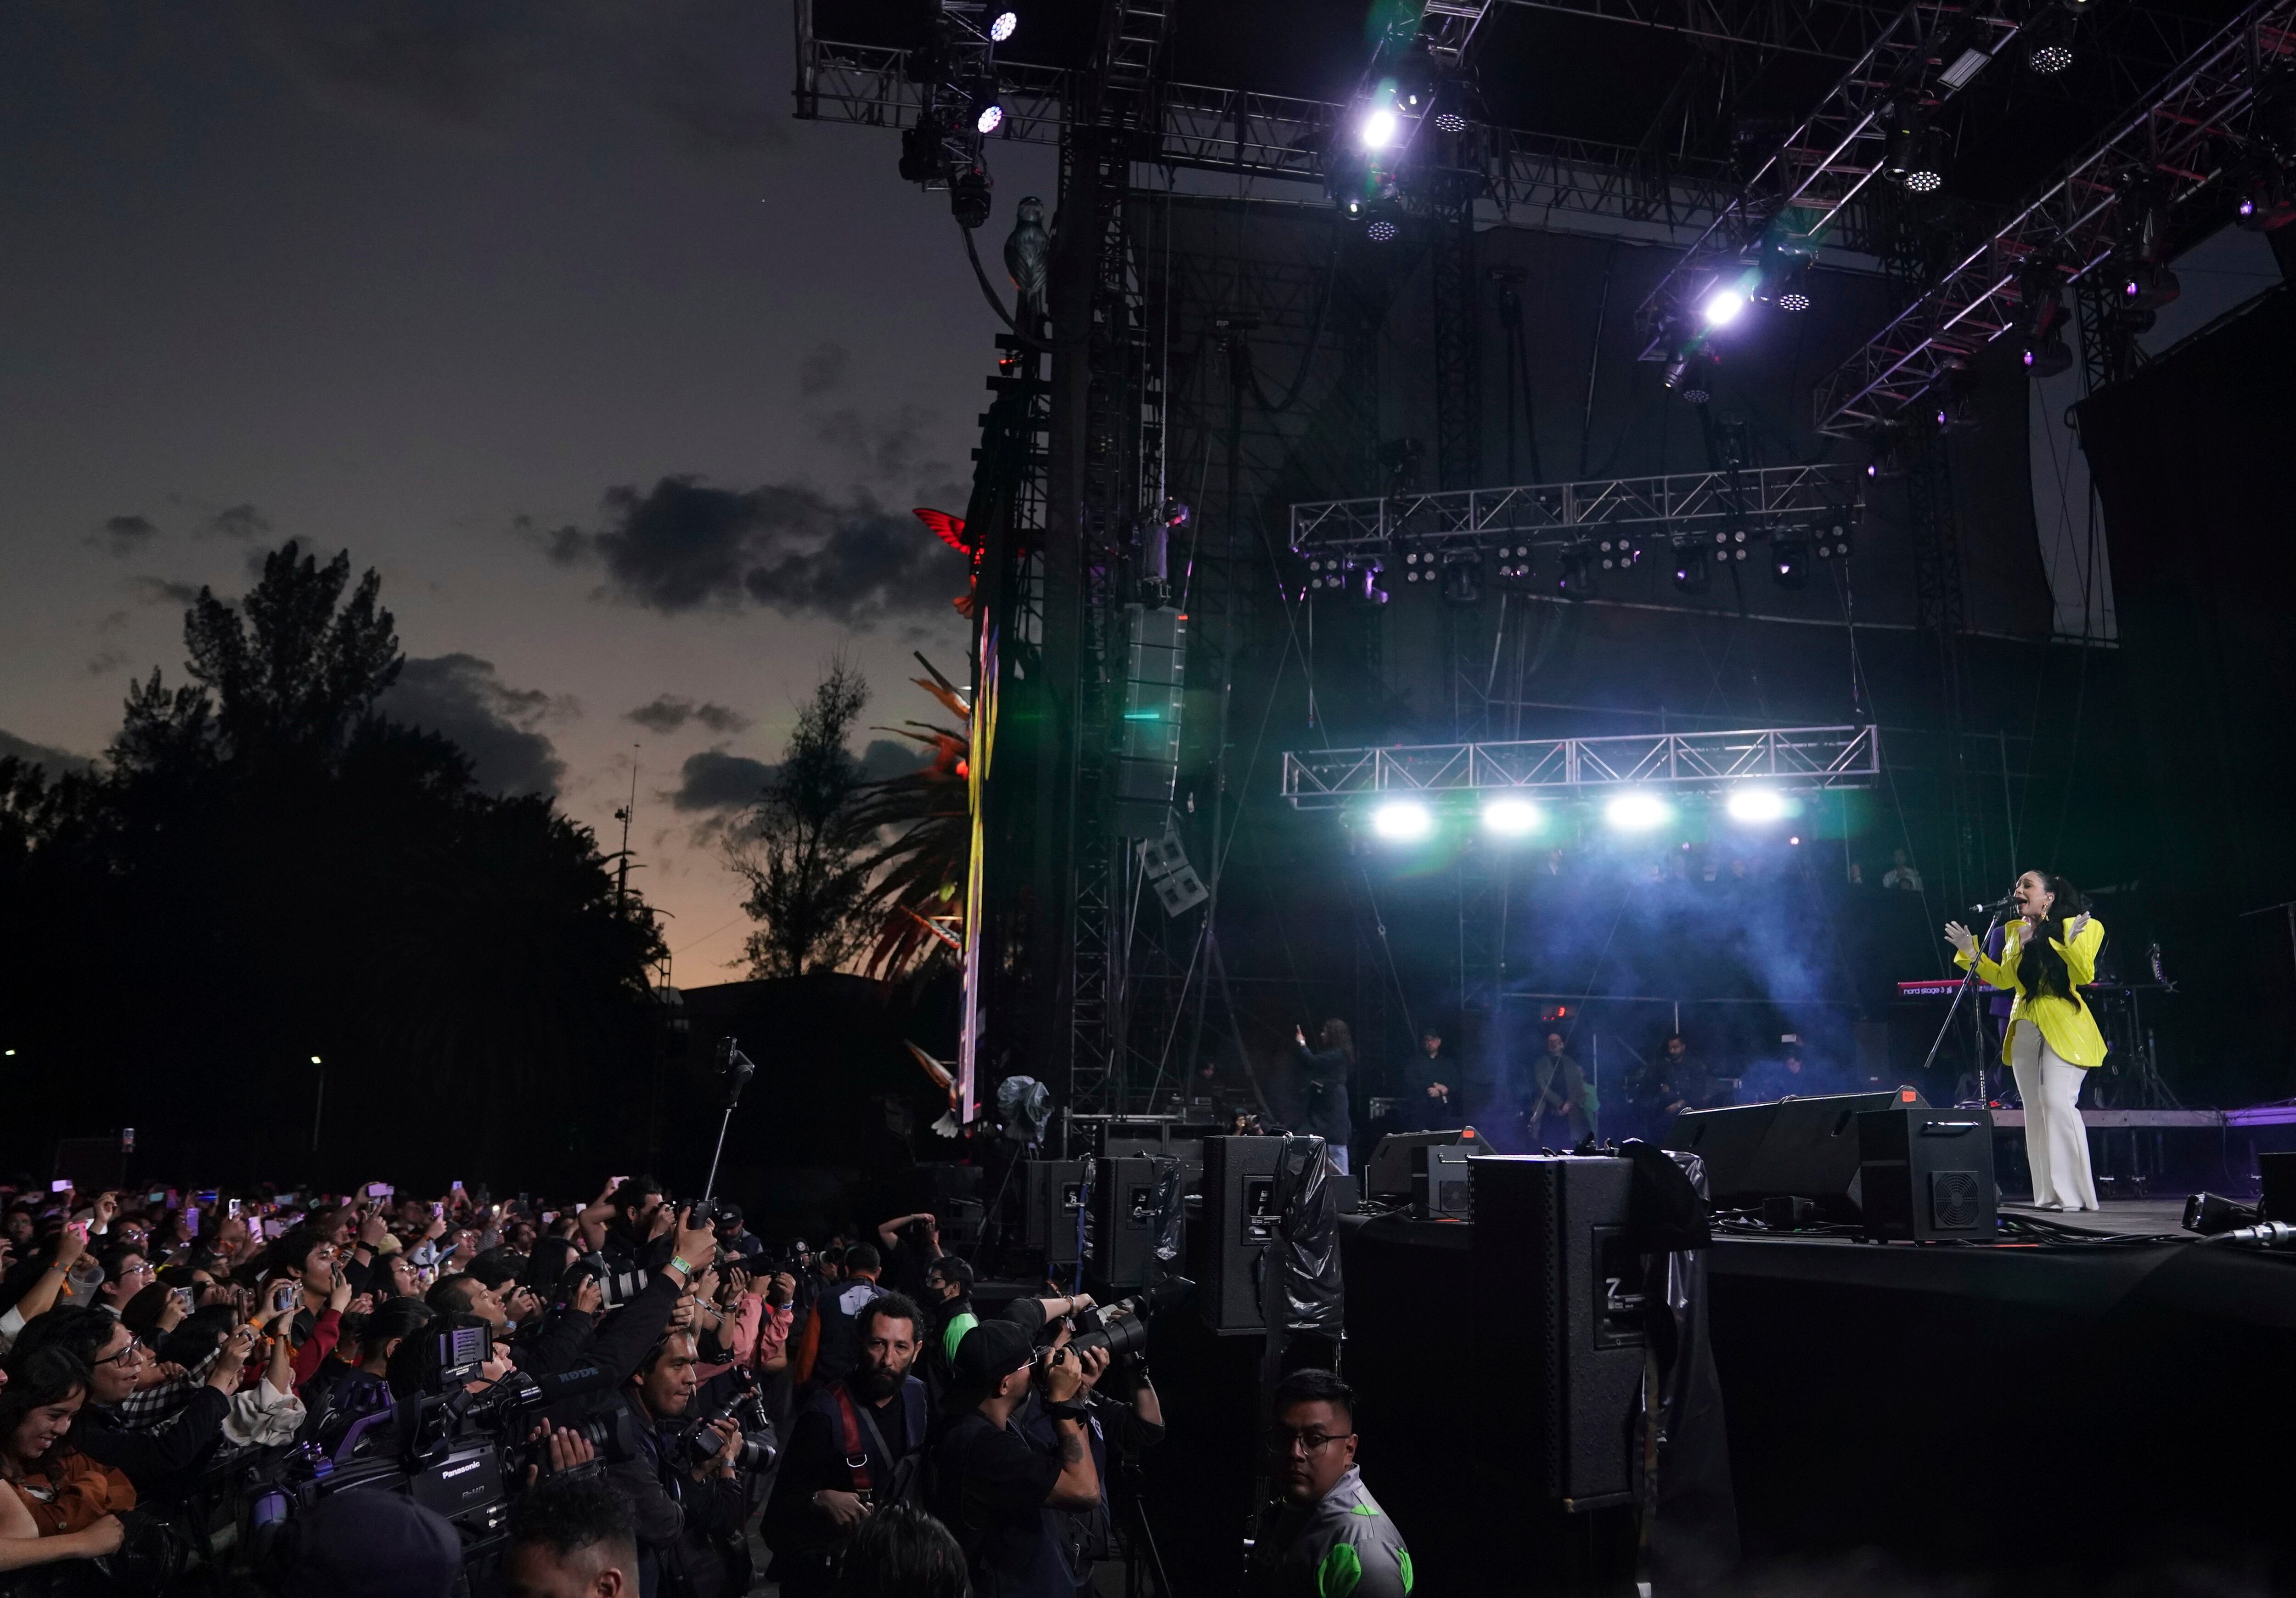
897, 0, 1019, 228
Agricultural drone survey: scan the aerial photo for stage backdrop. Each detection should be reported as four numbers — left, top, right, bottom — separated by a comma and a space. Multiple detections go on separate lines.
2078, 282, 2296, 1101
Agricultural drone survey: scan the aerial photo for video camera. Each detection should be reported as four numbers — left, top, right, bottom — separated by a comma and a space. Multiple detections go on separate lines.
1065, 1275, 1193, 1367
250, 1326, 637, 1580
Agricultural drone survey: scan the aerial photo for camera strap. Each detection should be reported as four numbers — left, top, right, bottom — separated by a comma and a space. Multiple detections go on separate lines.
832, 1386, 876, 1493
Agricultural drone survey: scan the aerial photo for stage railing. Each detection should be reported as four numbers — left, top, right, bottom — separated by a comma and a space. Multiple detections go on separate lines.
1281, 725, 1880, 808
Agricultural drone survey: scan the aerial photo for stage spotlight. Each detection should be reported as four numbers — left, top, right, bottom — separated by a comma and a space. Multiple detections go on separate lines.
1670, 539, 1711, 594
2022, 335, 2072, 377
1596, 535, 1640, 571
1494, 543, 1534, 585
1349, 561, 1390, 607
950, 165, 993, 229
1441, 553, 1483, 604
1552, 545, 1596, 600
1771, 531, 1809, 589
1434, 110, 1468, 134
1812, 509, 1854, 561
1606, 791, 1673, 832
1360, 106, 1401, 150
989, 10, 1018, 41
1775, 259, 1812, 313
2120, 260, 2180, 309
1366, 217, 1399, 242
1727, 787, 1788, 823
1702, 287, 1747, 327
1481, 796, 1544, 837
1343, 195, 1365, 218
1884, 106, 1947, 193
1664, 348, 1715, 405
975, 101, 1006, 135
1370, 798, 1434, 842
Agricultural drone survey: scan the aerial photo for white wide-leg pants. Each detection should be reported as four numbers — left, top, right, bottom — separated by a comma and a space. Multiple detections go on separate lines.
2009, 1023, 2098, 1211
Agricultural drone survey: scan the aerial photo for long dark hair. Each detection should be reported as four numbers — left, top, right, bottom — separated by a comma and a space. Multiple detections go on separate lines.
2015, 872, 2089, 1003
0, 1345, 89, 1469
1318, 1019, 1356, 1062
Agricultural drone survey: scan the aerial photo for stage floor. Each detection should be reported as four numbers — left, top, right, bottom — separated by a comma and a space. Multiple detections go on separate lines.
1998, 1196, 2189, 1236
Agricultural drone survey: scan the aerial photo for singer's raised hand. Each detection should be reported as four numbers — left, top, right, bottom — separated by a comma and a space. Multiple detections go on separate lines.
1943, 921, 1978, 959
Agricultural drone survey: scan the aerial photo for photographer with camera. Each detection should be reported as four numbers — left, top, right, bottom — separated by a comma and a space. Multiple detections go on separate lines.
603, 1326, 750, 1598
930, 1321, 1105, 1598
527, 1207, 721, 1391
790, 1243, 884, 1393
762, 1292, 928, 1597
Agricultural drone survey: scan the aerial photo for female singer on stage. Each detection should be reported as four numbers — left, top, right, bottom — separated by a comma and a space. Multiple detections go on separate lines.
1944, 871, 2107, 1212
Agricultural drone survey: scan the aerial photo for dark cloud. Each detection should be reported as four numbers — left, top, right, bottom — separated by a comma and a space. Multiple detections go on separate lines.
84, 649, 130, 678
859, 739, 929, 781
799, 343, 850, 396
200, 503, 273, 540
813, 404, 944, 484
0, 729, 95, 775
550, 477, 968, 624
669, 747, 774, 812
239, 2, 534, 125
377, 653, 567, 796
128, 576, 203, 608
94, 515, 159, 555
626, 696, 751, 735
639, 40, 785, 153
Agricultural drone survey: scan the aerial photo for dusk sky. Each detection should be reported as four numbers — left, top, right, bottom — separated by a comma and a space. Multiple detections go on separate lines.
1, 3, 1060, 982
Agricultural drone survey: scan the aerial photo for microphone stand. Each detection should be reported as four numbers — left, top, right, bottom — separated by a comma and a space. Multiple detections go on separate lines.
1924, 908, 2008, 1103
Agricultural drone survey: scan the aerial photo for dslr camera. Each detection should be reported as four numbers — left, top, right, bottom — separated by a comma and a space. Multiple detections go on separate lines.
1064, 1276, 1193, 1368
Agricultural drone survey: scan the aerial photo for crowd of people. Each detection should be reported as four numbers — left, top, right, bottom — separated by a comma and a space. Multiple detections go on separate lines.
0, 1174, 1411, 1598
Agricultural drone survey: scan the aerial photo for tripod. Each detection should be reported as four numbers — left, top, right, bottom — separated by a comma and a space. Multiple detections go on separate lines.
1110, 1449, 1176, 1598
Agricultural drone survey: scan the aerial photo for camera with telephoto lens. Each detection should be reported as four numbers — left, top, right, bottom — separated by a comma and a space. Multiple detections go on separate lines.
667, 1366, 779, 1474
564, 1249, 649, 1308
1064, 1276, 1193, 1368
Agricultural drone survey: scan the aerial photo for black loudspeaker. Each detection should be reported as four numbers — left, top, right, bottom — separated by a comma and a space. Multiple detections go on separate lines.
1856, 1107, 1998, 1241
1665, 1088, 1922, 1219
1412, 1143, 1477, 1219
1363, 1126, 1485, 1202
1471, 1156, 1644, 1509
1195, 1136, 1283, 1333
2262, 1151, 2296, 1223
1091, 1156, 1180, 1292
1024, 1159, 1088, 1265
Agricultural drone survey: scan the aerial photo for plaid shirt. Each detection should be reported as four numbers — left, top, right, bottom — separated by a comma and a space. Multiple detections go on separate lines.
115, 1347, 222, 1430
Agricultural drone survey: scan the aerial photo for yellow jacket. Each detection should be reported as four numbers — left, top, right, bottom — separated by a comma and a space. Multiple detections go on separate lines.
1955, 916, 2109, 1068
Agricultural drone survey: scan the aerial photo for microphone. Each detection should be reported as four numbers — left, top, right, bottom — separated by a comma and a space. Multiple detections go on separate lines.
1969, 895, 2016, 916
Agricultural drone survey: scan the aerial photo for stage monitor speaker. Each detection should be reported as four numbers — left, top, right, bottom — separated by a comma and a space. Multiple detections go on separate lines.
1856, 1106, 1998, 1241
1413, 1143, 1478, 1219
2262, 1151, 2296, 1223
1091, 1155, 1181, 1292
1665, 1088, 1922, 1219
1024, 1159, 1089, 1265
1194, 1136, 1283, 1333
1364, 1126, 1486, 1203
1471, 1156, 1644, 1509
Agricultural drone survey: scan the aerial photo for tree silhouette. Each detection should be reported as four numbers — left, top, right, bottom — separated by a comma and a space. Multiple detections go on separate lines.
727, 659, 875, 977
0, 542, 662, 1189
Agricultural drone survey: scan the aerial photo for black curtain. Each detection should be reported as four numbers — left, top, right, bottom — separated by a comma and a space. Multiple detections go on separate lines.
2076, 283, 2296, 1103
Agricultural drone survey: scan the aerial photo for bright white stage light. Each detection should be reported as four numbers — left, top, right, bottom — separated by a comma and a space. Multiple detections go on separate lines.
1703, 288, 1746, 327
1370, 799, 1434, 842
1360, 107, 1400, 150
1480, 797, 1544, 837
976, 102, 1006, 135
1726, 787, 1788, 823
1605, 791, 1672, 832
989, 11, 1018, 41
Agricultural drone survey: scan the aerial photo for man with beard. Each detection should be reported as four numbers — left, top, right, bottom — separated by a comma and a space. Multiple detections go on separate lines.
763, 1293, 929, 1598
1246, 1369, 1412, 1598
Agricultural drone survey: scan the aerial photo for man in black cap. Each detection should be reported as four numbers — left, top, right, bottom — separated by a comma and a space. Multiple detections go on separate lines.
929, 1319, 1106, 1598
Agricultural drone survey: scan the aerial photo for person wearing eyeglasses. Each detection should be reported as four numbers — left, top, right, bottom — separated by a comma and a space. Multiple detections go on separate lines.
4, 1305, 254, 1496
91, 1246, 153, 1319
1247, 1369, 1413, 1598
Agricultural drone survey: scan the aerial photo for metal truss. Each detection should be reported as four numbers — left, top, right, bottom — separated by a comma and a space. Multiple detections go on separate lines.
1282, 725, 1881, 808
1634, 1, 2019, 356
1289, 463, 1864, 554
1812, 0, 2295, 436
795, 34, 1833, 247
1500, 0, 1899, 62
